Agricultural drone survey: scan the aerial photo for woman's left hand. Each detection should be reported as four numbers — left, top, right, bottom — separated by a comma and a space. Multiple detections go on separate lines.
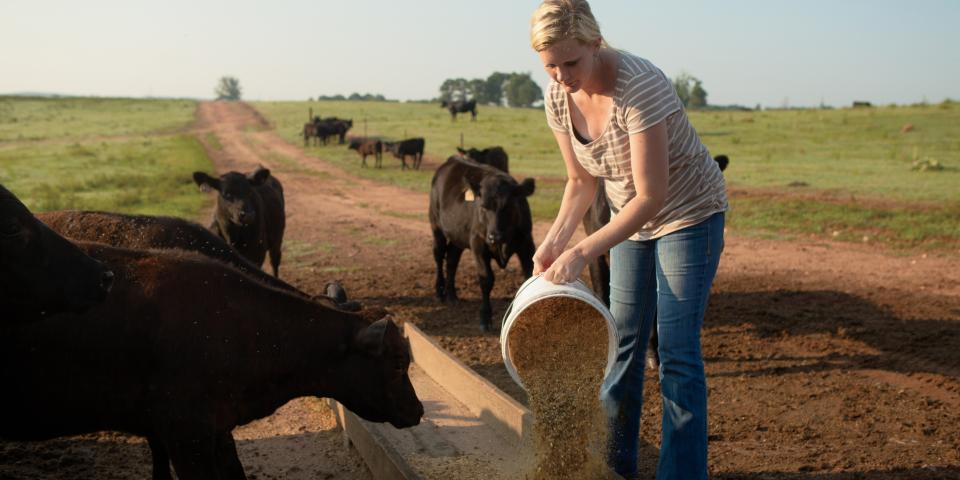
542, 248, 589, 284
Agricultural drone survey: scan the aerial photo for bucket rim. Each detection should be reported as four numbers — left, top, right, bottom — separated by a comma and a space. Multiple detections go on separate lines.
500, 276, 618, 392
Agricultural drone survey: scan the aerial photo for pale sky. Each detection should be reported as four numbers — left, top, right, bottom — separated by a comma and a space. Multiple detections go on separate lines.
2, 0, 958, 107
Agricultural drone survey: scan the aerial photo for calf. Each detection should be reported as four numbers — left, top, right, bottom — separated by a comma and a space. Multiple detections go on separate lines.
384, 137, 425, 170
440, 99, 477, 121
348, 138, 384, 168
194, 166, 286, 277
302, 121, 318, 147
584, 155, 729, 369
0, 244, 423, 480
429, 156, 536, 331
457, 146, 509, 173
1, 184, 112, 320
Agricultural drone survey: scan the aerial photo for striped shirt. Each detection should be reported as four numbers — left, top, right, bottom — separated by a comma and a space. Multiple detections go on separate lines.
545, 50, 728, 241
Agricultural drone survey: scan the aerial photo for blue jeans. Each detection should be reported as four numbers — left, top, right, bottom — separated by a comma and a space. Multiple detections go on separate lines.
600, 212, 724, 479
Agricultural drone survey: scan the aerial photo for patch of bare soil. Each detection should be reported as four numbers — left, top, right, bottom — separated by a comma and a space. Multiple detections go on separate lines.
5, 100, 960, 479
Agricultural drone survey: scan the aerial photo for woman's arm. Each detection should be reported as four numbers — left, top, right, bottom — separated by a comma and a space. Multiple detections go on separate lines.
533, 129, 598, 274
542, 121, 669, 284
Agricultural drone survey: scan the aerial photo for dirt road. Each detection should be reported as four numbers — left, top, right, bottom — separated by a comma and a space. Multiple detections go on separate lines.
3, 101, 958, 479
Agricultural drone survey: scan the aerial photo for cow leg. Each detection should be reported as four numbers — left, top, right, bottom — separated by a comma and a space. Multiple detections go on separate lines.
432, 229, 448, 301
147, 436, 173, 480
376, 151, 382, 169
415, 153, 423, 170
164, 431, 220, 480
444, 245, 464, 303
269, 243, 282, 278
361, 153, 368, 168
474, 250, 495, 332
517, 238, 536, 279
401, 155, 408, 170
214, 432, 247, 480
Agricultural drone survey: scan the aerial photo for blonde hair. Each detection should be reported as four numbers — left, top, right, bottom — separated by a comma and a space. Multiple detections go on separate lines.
530, 0, 607, 51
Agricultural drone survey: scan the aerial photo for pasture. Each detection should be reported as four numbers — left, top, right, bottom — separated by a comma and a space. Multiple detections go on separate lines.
255, 99, 960, 251
0, 96, 211, 218
2, 97, 959, 479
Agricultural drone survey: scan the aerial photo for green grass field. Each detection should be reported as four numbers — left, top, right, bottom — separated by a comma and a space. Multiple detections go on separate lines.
2, 95, 955, 251
0, 96, 212, 219
254, 99, 960, 251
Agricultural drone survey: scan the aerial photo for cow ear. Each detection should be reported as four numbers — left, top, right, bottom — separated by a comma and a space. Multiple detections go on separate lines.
353, 317, 396, 356
517, 178, 535, 197
193, 172, 220, 192
249, 168, 271, 186
456, 147, 466, 156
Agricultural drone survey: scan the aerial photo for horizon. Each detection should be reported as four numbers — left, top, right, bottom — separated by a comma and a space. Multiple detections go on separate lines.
2, 0, 958, 108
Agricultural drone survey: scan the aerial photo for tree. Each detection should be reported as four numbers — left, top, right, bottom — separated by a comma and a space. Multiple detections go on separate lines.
214, 76, 242, 101
671, 72, 708, 109
689, 79, 707, 108
483, 72, 511, 106
438, 78, 471, 103
504, 73, 543, 108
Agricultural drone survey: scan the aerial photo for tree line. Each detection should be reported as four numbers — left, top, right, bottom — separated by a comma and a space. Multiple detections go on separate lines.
438, 72, 543, 108
310, 92, 398, 102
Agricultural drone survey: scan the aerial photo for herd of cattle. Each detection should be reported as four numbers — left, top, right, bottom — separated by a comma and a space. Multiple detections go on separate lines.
1, 97, 728, 476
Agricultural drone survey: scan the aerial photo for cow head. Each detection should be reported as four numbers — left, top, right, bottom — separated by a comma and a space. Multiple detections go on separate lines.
338, 318, 423, 428
466, 173, 535, 267
0, 184, 113, 318
193, 168, 271, 226
456, 146, 479, 159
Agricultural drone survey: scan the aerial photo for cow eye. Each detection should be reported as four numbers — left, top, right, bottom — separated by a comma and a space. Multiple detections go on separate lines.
0, 221, 21, 237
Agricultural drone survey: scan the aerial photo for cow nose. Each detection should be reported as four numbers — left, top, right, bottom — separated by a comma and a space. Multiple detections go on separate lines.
237, 210, 246, 220
487, 233, 501, 244
100, 270, 115, 293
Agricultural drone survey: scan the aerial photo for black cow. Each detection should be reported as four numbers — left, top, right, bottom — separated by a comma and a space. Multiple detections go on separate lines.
1, 184, 113, 320
348, 138, 384, 168
441, 99, 477, 121
0, 244, 423, 480
429, 157, 536, 331
314, 117, 353, 145
457, 146, 509, 173
193, 166, 286, 277
384, 138, 425, 170
584, 155, 729, 369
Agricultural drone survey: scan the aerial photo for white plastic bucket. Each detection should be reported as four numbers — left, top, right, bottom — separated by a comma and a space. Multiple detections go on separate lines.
500, 274, 619, 391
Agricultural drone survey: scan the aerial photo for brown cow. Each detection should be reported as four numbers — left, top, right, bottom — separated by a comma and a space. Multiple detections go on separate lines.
348, 138, 384, 168
37, 210, 361, 311
0, 244, 422, 479
1, 184, 113, 320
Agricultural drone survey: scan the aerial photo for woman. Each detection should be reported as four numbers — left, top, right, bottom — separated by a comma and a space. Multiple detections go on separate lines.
529, 1, 727, 478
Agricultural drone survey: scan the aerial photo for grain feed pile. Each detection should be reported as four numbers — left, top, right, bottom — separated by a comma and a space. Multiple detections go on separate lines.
508, 296, 616, 480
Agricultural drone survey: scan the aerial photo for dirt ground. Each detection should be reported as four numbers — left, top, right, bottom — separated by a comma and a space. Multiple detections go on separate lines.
3, 101, 959, 479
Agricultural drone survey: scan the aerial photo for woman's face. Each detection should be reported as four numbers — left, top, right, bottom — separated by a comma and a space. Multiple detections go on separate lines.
538, 38, 600, 94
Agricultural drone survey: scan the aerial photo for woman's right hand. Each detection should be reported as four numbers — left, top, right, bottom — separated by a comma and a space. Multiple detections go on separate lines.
532, 242, 563, 275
